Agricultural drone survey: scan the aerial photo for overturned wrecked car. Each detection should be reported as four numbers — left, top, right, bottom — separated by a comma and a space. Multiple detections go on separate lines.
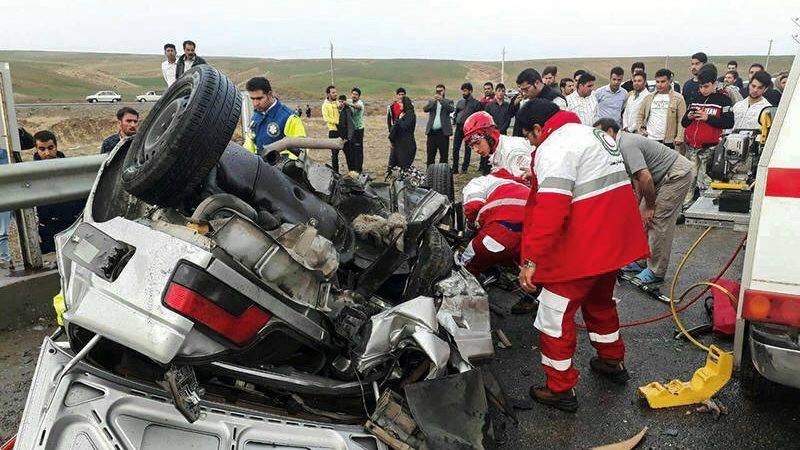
12, 66, 512, 449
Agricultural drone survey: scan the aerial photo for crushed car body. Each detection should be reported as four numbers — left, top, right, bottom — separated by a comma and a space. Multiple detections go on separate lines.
15, 65, 501, 450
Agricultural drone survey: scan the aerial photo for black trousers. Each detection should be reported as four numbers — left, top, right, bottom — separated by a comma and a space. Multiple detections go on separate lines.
452, 126, 472, 171
426, 129, 449, 165
345, 128, 364, 172
329, 130, 340, 172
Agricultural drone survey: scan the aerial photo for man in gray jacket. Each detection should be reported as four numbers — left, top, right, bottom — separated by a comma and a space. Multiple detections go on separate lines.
423, 84, 455, 165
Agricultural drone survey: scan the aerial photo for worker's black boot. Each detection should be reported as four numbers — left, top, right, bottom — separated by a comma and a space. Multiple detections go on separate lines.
511, 289, 540, 315
529, 386, 578, 413
589, 357, 630, 384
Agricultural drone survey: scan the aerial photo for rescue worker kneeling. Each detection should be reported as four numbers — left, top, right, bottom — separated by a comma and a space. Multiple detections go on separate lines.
461, 111, 539, 313
517, 100, 649, 413
458, 168, 530, 275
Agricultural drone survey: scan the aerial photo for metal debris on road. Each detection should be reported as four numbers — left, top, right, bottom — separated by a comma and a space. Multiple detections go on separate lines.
495, 329, 513, 349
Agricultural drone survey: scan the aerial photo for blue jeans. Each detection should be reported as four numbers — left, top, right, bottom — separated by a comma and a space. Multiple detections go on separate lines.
0, 210, 11, 263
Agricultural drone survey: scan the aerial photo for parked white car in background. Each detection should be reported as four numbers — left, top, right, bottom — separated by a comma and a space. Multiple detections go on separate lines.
136, 91, 162, 102
85, 91, 122, 103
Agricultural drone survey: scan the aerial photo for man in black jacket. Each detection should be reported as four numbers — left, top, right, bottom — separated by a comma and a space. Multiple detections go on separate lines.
510, 68, 566, 137
423, 84, 455, 165
337, 95, 357, 172
175, 40, 208, 79
452, 82, 483, 173
622, 62, 645, 92
683, 52, 707, 105
101, 107, 139, 154
484, 83, 512, 135
31, 131, 84, 254
718, 61, 744, 90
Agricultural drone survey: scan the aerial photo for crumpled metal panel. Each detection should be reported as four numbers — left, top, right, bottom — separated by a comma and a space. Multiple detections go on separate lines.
356, 296, 451, 379
214, 216, 335, 311
404, 369, 495, 450
435, 269, 494, 362
16, 337, 386, 450
268, 222, 339, 278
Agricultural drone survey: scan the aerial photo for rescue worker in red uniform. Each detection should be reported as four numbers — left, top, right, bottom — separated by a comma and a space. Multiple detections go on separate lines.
516, 99, 649, 412
459, 168, 530, 275
462, 111, 533, 179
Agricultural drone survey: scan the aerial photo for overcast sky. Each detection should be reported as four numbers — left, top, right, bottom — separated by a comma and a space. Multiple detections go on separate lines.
2, 0, 799, 60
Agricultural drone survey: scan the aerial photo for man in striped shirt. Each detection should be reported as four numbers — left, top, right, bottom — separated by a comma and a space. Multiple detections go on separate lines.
566, 72, 599, 125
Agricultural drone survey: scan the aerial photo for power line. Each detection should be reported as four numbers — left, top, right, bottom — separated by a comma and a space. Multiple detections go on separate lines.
329, 41, 334, 85
765, 39, 773, 71
500, 47, 506, 84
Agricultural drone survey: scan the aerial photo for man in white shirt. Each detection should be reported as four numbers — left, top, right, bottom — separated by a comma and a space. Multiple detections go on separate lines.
594, 67, 628, 123
161, 43, 177, 86
566, 72, 598, 125
621, 72, 650, 132
637, 69, 686, 149
732, 70, 773, 130
645, 90, 670, 141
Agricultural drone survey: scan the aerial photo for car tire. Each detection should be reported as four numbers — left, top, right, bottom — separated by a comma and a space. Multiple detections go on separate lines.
426, 163, 454, 201
89, 99, 97, 103
740, 326, 775, 399
121, 65, 241, 207
404, 228, 454, 300
138, 98, 145, 102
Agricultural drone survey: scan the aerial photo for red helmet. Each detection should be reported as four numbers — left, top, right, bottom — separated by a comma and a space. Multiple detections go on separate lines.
462, 111, 496, 142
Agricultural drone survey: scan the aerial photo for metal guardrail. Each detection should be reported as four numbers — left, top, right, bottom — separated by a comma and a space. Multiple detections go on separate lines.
0, 154, 105, 211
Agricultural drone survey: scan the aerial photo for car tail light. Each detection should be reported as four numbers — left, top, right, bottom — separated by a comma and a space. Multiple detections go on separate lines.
163, 262, 270, 346
742, 289, 800, 328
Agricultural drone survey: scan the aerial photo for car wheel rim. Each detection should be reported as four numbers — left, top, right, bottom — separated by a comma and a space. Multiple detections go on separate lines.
138, 86, 192, 165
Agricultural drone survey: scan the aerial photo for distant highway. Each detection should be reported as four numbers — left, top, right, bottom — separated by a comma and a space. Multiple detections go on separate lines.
16, 99, 320, 109
16, 101, 151, 108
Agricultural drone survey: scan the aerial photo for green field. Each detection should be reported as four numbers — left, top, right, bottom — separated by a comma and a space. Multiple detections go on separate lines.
0, 50, 793, 103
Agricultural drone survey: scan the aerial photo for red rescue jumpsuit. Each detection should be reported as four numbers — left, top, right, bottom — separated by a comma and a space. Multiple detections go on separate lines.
460, 169, 530, 275
521, 111, 650, 393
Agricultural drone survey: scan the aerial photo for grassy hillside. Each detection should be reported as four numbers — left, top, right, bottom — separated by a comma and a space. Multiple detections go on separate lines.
0, 50, 794, 103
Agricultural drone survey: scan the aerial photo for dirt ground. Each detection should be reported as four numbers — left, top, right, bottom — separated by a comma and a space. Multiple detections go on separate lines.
0, 323, 53, 442
16, 103, 481, 197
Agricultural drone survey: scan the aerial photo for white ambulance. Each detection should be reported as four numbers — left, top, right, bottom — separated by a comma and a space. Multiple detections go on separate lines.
735, 51, 800, 395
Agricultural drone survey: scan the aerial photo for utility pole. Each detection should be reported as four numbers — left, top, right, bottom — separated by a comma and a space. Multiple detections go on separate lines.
665, 55, 670, 71
501, 47, 506, 84
329, 41, 335, 85
765, 39, 773, 71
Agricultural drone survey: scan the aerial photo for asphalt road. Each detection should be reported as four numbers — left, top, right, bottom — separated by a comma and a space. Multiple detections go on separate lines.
1, 225, 799, 448
484, 226, 800, 449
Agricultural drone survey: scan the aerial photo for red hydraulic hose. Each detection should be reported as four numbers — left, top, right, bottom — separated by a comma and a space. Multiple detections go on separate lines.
577, 234, 747, 329
1, 436, 15, 450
